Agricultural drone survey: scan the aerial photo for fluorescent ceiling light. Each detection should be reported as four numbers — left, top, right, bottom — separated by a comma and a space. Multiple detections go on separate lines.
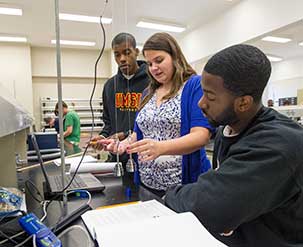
59, 13, 112, 24
266, 55, 283, 62
136, 20, 185, 33
0, 36, 27, 42
0, 7, 22, 16
298, 42, 303, 46
51, 40, 96, 47
261, 36, 291, 43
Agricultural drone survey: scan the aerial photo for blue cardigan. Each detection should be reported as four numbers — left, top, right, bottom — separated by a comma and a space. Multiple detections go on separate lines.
134, 75, 213, 184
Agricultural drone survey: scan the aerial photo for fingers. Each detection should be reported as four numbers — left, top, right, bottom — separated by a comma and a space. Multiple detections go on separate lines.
90, 138, 112, 151
102, 139, 128, 155
127, 140, 159, 161
104, 140, 118, 153
101, 139, 115, 152
88, 135, 104, 148
104, 142, 114, 152
90, 135, 103, 142
91, 141, 105, 150
128, 139, 148, 149
138, 150, 155, 162
127, 140, 151, 154
117, 142, 129, 154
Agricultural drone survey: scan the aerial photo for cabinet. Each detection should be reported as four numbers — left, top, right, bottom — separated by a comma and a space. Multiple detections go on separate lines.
40, 97, 104, 132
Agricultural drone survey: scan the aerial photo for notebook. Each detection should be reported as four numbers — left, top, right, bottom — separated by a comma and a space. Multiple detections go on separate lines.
30, 134, 105, 196
81, 200, 227, 247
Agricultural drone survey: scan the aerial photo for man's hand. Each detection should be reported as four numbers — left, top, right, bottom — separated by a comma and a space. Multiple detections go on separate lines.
89, 135, 106, 150
108, 132, 126, 141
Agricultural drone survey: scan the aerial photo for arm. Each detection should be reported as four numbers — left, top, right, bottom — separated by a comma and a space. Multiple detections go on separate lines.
64, 113, 74, 138
165, 138, 298, 234
100, 82, 111, 138
128, 127, 210, 161
158, 126, 210, 154
64, 125, 73, 137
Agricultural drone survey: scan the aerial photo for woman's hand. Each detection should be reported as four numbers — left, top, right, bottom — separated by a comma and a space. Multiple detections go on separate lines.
92, 138, 128, 155
127, 139, 162, 162
106, 139, 129, 155
89, 131, 128, 150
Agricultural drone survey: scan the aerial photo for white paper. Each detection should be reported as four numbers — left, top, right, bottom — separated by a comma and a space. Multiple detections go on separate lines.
54, 155, 116, 174
81, 200, 176, 238
53, 155, 97, 166
69, 162, 116, 174
98, 212, 227, 247
82, 200, 227, 247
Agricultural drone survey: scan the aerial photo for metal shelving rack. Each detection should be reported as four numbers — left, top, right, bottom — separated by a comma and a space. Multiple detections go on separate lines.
40, 97, 104, 132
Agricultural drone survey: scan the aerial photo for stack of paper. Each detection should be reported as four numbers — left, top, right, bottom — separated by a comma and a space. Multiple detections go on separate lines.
53, 155, 97, 166
53, 155, 116, 174
81, 200, 227, 247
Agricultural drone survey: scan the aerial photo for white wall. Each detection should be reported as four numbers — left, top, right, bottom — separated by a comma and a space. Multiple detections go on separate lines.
31, 47, 111, 129
0, 44, 33, 114
267, 77, 303, 102
270, 57, 303, 82
0, 45, 111, 123
190, 59, 207, 75
180, 0, 303, 62
111, 52, 118, 76
31, 47, 111, 78
266, 57, 303, 104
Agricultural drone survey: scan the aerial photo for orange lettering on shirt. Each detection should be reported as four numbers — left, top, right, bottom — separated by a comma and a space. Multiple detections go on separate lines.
115, 92, 143, 110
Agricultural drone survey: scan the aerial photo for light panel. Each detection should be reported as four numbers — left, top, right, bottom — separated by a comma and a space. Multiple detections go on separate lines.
0, 7, 22, 16
59, 13, 112, 24
136, 20, 185, 33
266, 55, 283, 62
261, 36, 291, 43
51, 40, 96, 47
0, 36, 27, 42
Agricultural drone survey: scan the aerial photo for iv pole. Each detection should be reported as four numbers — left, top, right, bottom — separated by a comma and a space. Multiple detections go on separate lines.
54, 0, 67, 206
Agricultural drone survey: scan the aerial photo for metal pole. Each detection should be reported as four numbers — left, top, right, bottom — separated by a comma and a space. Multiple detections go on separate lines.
54, 0, 67, 206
